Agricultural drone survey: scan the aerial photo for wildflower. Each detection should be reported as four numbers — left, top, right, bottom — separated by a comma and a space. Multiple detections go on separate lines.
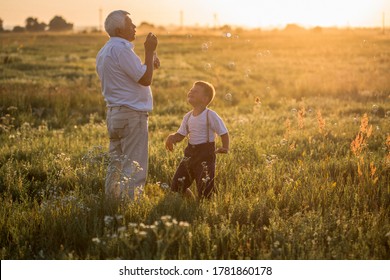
244, 69, 251, 78
317, 110, 326, 135
104, 215, 114, 226
182, 156, 190, 163
132, 161, 143, 172
178, 176, 186, 183
161, 215, 172, 222
202, 176, 210, 183
92, 237, 101, 244
179, 221, 190, 227
7, 106, 18, 112
280, 139, 288, 146
351, 114, 372, 157
118, 227, 127, 233
298, 105, 305, 129
201, 42, 209, 52
372, 104, 379, 114
204, 63, 212, 71
225, 93, 233, 101
370, 162, 376, 177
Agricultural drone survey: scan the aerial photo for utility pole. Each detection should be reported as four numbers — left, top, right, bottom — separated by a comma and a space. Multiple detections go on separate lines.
214, 13, 219, 29
99, 7, 103, 32
382, 12, 385, 35
180, 10, 184, 29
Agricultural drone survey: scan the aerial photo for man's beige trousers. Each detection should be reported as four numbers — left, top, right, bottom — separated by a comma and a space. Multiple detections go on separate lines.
105, 106, 148, 200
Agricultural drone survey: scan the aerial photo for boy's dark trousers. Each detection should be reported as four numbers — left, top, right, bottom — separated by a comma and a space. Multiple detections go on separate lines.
171, 142, 216, 198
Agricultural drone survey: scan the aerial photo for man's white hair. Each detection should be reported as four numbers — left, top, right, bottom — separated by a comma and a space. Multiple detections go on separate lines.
104, 10, 130, 37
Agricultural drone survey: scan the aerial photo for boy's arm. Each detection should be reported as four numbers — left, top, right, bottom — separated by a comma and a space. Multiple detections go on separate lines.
215, 133, 230, 154
165, 133, 185, 151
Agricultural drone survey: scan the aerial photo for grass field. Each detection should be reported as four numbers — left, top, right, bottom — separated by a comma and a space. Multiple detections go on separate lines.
0, 28, 389, 259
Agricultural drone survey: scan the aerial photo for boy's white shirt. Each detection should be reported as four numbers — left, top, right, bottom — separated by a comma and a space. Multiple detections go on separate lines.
177, 108, 228, 145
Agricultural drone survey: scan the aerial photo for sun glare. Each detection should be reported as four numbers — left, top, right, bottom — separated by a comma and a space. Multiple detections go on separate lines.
203, 0, 386, 28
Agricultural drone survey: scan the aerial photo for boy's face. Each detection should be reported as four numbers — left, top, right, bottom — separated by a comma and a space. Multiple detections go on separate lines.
187, 84, 208, 107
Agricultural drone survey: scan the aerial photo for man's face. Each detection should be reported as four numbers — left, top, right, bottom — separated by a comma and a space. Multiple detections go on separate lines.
117, 16, 136, 42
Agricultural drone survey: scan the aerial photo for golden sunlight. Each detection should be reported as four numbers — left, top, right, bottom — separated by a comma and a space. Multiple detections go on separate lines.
0, 0, 388, 29
202, 0, 386, 28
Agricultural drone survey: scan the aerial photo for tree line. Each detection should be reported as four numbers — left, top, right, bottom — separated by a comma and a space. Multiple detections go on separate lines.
0, 16, 73, 32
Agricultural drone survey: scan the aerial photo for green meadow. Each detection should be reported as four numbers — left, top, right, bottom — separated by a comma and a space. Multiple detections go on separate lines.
0, 29, 389, 259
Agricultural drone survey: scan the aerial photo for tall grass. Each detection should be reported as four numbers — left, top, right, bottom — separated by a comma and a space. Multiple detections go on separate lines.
0, 30, 389, 259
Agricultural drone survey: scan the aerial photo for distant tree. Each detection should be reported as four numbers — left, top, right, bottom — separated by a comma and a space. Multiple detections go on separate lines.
13, 26, 25, 32
284, 23, 306, 32
312, 26, 323, 33
220, 24, 232, 31
25, 17, 47, 32
139, 22, 155, 29
0, 18, 4, 32
48, 16, 73, 32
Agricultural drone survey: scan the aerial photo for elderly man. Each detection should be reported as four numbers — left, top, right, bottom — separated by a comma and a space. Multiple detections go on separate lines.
96, 10, 159, 199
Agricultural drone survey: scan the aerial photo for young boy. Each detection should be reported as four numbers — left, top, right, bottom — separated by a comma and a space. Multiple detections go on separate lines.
165, 81, 229, 199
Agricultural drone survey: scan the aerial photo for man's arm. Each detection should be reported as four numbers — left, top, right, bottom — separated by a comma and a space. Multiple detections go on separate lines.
138, 33, 158, 86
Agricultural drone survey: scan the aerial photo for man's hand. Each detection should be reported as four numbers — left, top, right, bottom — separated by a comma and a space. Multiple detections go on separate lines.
138, 33, 158, 86
144, 32, 158, 52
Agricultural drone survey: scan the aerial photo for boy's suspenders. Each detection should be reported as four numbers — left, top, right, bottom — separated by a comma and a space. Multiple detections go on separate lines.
185, 109, 210, 143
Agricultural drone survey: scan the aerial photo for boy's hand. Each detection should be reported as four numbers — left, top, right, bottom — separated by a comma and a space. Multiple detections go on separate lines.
165, 135, 175, 151
215, 147, 229, 154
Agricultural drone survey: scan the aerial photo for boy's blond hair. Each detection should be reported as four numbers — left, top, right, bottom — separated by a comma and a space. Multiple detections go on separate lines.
194, 81, 215, 105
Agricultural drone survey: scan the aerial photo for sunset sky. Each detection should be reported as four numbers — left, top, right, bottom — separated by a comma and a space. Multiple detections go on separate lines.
1, 0, 389, 29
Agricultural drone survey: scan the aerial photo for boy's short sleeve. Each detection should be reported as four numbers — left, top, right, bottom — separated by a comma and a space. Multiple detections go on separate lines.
177, 112, 192, 136
209, 110, 228, 136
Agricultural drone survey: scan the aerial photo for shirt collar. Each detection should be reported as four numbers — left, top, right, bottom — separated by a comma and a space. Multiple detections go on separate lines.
109, 37, 134, 49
